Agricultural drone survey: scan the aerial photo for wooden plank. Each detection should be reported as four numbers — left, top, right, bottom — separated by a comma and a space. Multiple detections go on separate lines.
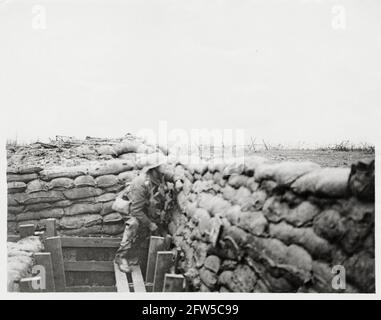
34, 252, 55, 292
64, 261, 114, 272
19, 276, 42, 292
44, 236, 66, 292
146, 236, 165, 287
164, 234, 172, 250
61, 237, 122, 248
19, 224, 35, 238
145, 283, 154, 292
130, 265, 146, 292
65, 286, 116, 292
113, 262, 130, 292
41, 218, 57, 238
7, 235, 20, 242
153, 251, 175, 292
163, 274, 185, 292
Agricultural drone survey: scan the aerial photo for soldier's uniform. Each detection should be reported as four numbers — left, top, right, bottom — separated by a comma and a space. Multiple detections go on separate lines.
115, 172, 168, 273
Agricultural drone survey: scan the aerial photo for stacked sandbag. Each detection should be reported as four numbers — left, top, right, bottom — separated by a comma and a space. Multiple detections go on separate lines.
7, 138, 375, 293
161, 156, 375, 293
7, 236, 43, 292
7, 156, 160, 237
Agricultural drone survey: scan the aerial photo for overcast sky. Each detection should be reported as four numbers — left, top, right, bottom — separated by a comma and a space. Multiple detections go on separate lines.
1, 0, 380, 147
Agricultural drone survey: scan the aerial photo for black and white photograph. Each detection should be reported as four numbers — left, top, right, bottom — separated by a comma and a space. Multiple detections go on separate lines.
1, 0, 378, 300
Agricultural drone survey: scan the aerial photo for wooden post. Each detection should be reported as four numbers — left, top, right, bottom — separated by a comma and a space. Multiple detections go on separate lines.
130, 265, 146, 292
19, 276, 42, 292
42, 218, 57, 238
44, 236, 66, 292
163, 274, 185, 292
145, 236, 165, 290
34, 252, 55, 292
153, 251, 175, 292
19, 224, 35, 238
164, 234, 172, 250
113, 262, 130, 292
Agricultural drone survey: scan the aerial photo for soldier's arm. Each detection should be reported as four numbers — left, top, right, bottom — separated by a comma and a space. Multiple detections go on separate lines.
129, 179, 152, 227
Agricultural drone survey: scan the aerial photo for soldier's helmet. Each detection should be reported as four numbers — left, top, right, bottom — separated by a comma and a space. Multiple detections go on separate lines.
141, 153, 168, 174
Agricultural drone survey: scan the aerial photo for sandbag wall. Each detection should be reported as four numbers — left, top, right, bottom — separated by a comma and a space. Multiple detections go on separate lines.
7, 236, 44, 292
7, 159, 149, 237
7, 150, 375, 293
161, 156, 375, 293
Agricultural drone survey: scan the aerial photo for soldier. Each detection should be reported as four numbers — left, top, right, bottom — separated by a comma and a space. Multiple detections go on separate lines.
114, 159, 170, 273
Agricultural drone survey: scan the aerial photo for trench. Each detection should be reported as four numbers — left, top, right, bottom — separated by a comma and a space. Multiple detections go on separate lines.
7, 139, 375, 293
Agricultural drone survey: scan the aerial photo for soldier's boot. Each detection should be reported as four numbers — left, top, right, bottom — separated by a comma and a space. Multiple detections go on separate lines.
118, 258, 131, 273
114, 217, 140, 273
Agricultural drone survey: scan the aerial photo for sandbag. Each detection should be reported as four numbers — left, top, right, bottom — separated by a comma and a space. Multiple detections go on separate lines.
247, 237, 312, 282
26, 179, 48, 193
269, 222, 332, 260
7, 173, 39, 183
95, 193, 117, 203
74, 175, 96, 187
7, 182, 27, 194
192, 180, 214, 193
12, 191, 65, 205
113, 140, 140, 155
233, 187, 255, 211
64, 203, 103, 216
222, 161, 245, 177
255, 161, 320, 185
48, 177, 74, 190
136, 144, 156, 154
97, 145, 117, 156
63, 187, 103, 200
228, 175, 249, 188
59, 214, 102, 229
103, 185, 125, 193
238, 211, 268, 236
222, 185, 236, 201
60, 225, 102, 236
291, 168, 351, 197
39, 208, 65, 219
8, 206, 24, 215
88, 160, 135, 176
40, 166, 87, 181
204, 255, 221, 273
16, 208, 64, 221
103, 212, 123, 223
243, 156, 268, 173
102, 223, 125, 235
95, 175, 119, 188
23, 202, 51, 212
101, 201, 115, 216
7, 165, 43, 175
